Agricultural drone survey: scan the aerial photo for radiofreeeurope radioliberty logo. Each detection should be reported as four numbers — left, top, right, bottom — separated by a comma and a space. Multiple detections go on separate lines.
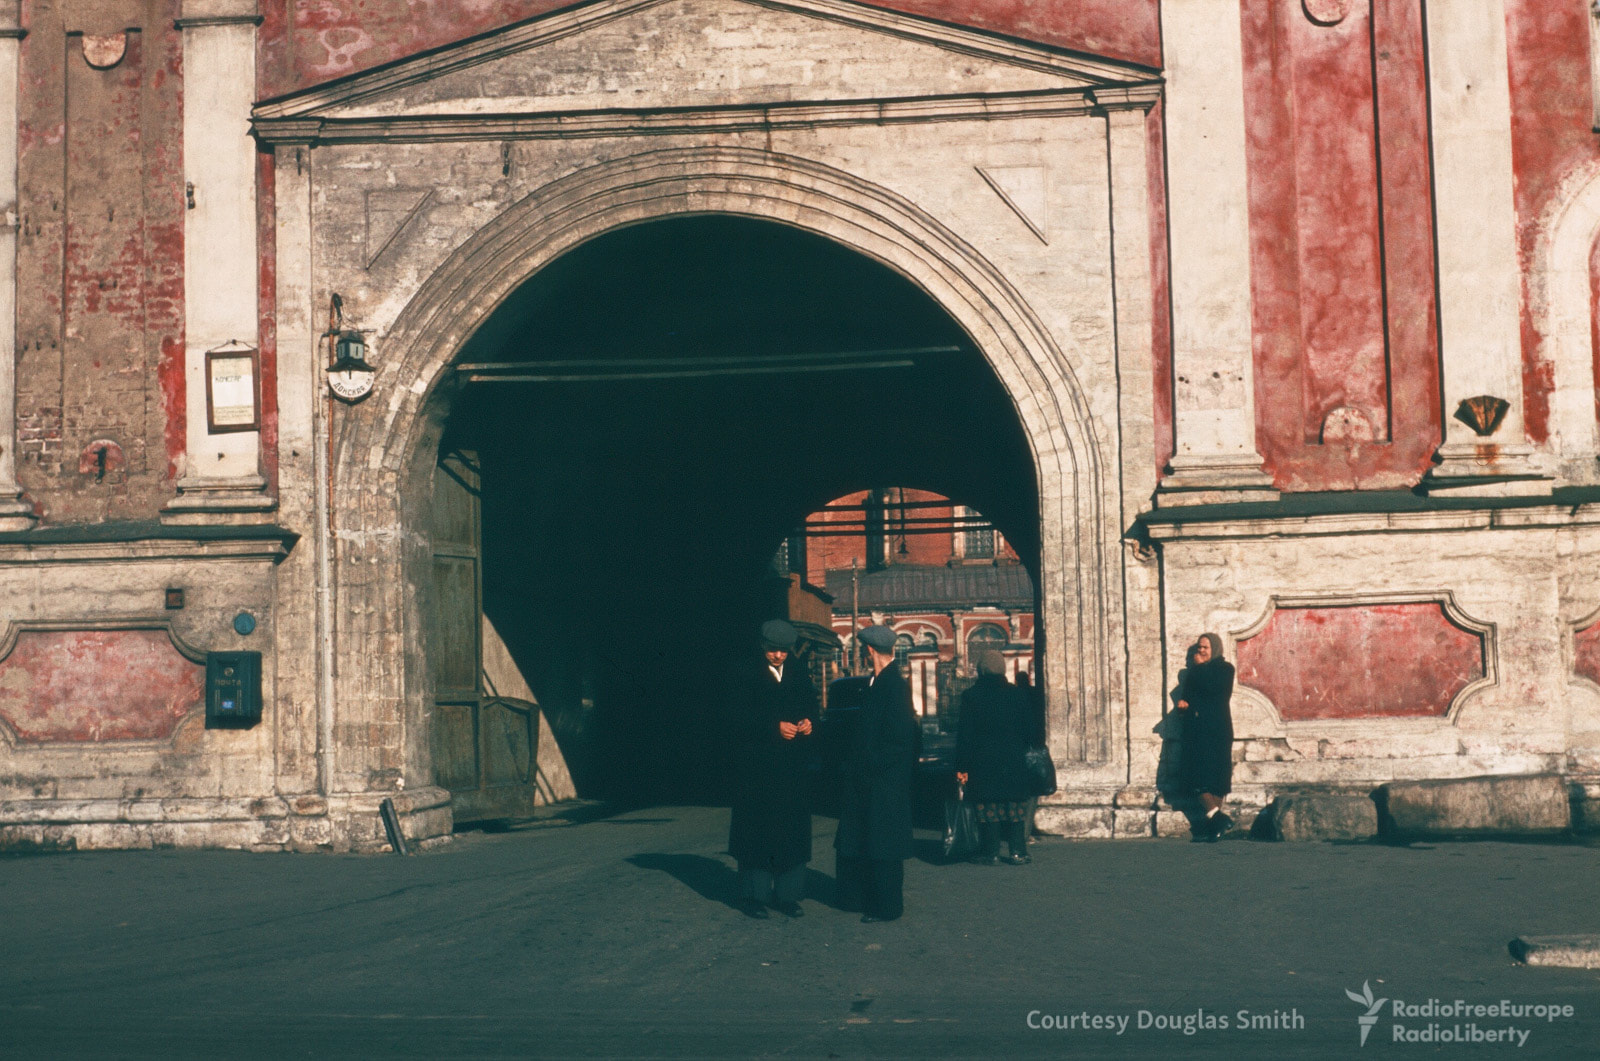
1342, 981, 1573, 1048
1345, 981, 1387, 1047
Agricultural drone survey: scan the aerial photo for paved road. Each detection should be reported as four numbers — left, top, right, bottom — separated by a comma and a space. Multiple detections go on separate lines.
3, 805, 1599, 1059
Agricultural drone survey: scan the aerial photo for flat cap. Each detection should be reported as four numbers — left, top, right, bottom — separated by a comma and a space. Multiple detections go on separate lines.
858, 624, 898, 652
760, 619, 798, 651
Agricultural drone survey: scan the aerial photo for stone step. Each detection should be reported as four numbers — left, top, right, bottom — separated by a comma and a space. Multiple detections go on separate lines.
1376, 774, 1571, 840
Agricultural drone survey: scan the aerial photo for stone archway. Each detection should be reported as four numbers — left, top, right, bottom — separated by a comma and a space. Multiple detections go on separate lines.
326, 146, 1120, 804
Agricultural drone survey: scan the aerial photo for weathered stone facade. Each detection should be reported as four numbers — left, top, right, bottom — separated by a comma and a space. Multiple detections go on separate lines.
4, 0, 1600, 849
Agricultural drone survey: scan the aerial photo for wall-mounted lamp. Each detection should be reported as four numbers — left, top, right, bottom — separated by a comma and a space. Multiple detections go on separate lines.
324, 294, 376, 404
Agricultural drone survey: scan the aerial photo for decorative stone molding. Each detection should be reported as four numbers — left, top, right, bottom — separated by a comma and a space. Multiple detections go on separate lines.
1534, 161, 1600, 483
1571, 606, 1600, 693
252, 0, 1158, 122
0, 620, 207, 745
1231, 593, 1496, 727
253, 87, 1159, 146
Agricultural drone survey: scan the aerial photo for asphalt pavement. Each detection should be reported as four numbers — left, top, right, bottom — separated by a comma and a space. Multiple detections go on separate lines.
3, 804, 1599, 1060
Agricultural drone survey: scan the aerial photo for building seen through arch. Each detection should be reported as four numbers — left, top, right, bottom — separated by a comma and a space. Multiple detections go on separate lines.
776, 487, 1036, 725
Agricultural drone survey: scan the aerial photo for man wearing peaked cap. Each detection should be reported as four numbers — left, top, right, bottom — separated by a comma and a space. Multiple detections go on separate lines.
834, 624, 918, 923
727, 618, 818, 918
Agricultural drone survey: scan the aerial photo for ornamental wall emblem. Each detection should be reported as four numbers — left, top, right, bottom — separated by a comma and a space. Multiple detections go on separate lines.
1303, 0, 1352, 26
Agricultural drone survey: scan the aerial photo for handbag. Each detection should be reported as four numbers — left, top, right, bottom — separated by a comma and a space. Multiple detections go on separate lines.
1024, 745, 1057, 797
942, 781, 979, 860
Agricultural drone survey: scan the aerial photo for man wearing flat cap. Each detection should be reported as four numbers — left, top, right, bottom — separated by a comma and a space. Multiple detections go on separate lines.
834, 623, 918, 923
728, 619, 819, 918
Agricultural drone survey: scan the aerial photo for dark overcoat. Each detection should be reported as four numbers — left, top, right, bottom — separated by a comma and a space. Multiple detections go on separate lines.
954, 674, 1033, 802
727, 658, 819, 872
1178, 658, 1235, 797
833, 661, 918, 861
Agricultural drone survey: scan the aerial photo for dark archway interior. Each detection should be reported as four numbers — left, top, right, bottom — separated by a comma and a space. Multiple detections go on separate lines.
444, 215, 1039, 803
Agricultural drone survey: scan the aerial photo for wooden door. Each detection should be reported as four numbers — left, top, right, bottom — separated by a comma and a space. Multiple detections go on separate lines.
429, 449, 541, 823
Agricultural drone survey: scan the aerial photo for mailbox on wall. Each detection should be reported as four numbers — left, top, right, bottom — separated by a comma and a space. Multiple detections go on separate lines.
206, 651, 262, 727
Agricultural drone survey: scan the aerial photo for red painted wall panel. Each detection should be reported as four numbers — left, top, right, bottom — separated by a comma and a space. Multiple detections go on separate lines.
1575, 618, 1600, 689
0, 629, 204, 742
1235, 602, 1484, 721
1505, 0, 1598, 446
1241, 0, 1439, 491
16, 4, 187, 517
1149, 99, 1174, 477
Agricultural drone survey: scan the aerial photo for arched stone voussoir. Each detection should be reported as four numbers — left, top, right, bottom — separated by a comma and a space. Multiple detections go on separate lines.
331, 144, 1121, 767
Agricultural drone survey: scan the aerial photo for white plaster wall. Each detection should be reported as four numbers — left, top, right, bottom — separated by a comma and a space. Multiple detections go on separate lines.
1153, 525, 1580, 793
0, 553, 286, 848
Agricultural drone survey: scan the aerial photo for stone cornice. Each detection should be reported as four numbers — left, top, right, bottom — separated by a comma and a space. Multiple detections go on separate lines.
1141, 486, 1600, 541
174, 16, 263, 29
254, 85, 1160, 145
1089, 84, 1163, 114
0, 521, 298, 564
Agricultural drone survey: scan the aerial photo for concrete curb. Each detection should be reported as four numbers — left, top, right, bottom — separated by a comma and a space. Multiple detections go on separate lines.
1508, 935, 1600, 969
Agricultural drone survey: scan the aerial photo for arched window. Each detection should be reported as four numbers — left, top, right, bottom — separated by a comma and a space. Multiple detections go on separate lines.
955, 504, 995, 560
917, 629, 939, 649
966, 623, 1007, 665
894, 632, 914, 667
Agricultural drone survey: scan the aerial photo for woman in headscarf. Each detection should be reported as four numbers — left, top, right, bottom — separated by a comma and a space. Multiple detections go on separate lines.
1176, 632, 1235, 841
954, 650, 1034, 864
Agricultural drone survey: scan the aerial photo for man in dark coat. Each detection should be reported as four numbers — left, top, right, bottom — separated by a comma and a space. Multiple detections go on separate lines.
834, 623, 918, 923
728, 619, 818, 918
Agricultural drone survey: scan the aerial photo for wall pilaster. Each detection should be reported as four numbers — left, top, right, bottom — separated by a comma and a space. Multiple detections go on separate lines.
1155, 0, 1276, 506
0, 1, 31, 529
164, 0, 270, 521
1421, 0, 1550, 496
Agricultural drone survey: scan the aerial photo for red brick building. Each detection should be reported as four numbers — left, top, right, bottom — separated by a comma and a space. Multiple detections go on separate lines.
789, 487, 1035, 720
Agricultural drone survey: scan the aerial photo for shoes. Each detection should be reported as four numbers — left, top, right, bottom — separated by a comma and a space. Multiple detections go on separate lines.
968, 854, 1000, 866
1212, 811, 1235, 836
773, 900, 804, 918
1190, 830, 1218, 843
999, 852, 1031, 865
861, 914, 900, 923
738, 899, 770, 919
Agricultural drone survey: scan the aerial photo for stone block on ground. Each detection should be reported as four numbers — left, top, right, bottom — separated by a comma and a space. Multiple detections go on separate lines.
1033, 805, 1113, 839
1567, 781, 1600, 834
1155, 810, 1193, 838
1378, 774, 1570, 839
1509, 935, 1600, 969
1251, 792, 1378, 841
1112, 807, 1154, 838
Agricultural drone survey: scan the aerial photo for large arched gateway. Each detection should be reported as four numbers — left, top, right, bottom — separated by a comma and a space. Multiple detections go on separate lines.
253, 1, 1162, 845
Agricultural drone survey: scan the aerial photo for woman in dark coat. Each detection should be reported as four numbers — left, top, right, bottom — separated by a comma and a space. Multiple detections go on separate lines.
728, 620, 818, 917
1176, 632, 1235, 841
955, 650, 1033, 864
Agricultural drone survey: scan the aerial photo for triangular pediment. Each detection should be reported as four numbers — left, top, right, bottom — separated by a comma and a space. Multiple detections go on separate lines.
254, 0, 1158, 128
